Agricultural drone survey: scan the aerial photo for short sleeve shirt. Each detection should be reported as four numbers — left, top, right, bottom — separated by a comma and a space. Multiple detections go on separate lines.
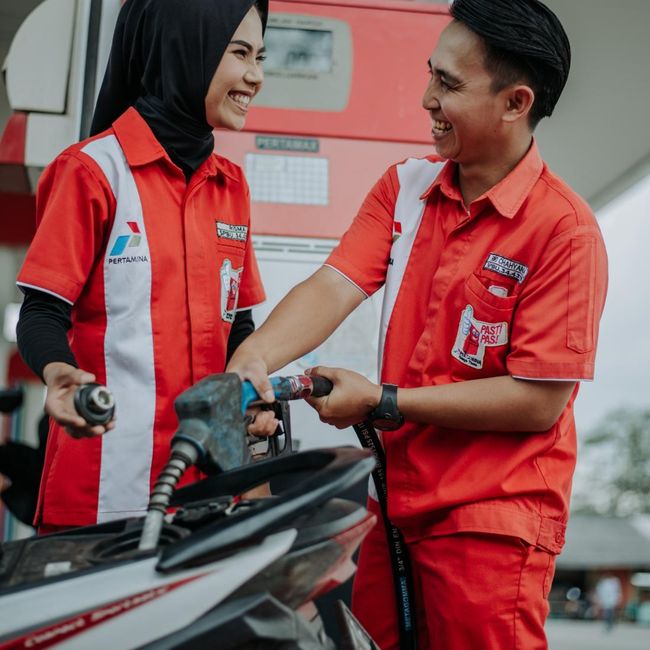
326, 141, 608, 552
17, 108, 265, 526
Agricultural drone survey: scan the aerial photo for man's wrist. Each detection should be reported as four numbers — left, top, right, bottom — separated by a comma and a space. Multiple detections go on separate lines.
367, 384, 382, 412
368, 383, 404, 431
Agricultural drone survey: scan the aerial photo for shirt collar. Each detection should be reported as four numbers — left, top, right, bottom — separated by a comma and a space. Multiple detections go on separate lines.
112, 107, 167, 166
422, 139, 544, 219
112, 108, 223, 179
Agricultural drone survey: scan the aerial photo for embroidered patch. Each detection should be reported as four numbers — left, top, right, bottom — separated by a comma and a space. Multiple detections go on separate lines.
451, 305, 508, 369
483, 253, 528, 283
216, 221, 248, 242
392, 221, 402, 243
220, 258, 242, 323
107, 221, 149, 265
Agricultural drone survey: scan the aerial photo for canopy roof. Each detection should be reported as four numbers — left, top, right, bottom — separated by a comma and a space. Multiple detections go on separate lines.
2, 0, 649, 211
557, 515, 650, 570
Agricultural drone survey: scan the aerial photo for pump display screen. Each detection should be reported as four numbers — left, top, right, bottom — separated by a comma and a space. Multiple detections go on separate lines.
252, 14, 351, 111
263, 27, 333, 74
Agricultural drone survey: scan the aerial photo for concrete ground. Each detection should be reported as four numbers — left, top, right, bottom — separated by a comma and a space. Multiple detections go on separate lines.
545, 619, 650, 650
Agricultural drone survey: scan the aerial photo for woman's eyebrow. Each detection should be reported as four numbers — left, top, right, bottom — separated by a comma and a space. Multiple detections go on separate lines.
229, 39, 266, 54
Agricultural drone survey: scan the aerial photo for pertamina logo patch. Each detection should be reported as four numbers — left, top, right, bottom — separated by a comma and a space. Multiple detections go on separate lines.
452, 305, 508, 369
216, 222, 248, 242
483, 253, 528, 284
108, 222, 148, 264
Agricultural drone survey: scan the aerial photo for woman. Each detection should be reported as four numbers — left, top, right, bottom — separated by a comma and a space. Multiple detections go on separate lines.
16, 0, 273, 531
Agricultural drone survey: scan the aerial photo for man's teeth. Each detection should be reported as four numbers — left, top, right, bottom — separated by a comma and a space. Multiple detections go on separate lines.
433, 120, 452, 132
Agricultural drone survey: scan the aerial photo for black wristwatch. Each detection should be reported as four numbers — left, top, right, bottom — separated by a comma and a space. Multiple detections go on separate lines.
368, 383, 404, 431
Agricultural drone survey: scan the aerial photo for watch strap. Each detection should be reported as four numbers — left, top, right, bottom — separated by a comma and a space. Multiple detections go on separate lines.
370, 383, 403, 429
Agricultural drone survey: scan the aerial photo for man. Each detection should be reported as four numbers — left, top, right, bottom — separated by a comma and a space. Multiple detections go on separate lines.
228, 0, 608, 647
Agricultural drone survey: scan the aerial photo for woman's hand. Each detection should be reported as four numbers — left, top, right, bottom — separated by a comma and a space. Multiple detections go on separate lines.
245, 407, 279, 437
42, 362, 115, 438
227, 351, 275, 405
305, 366, 381, 429
227, 351, 278, 437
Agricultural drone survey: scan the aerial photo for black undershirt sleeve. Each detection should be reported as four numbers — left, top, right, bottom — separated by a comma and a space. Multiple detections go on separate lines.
16, 288, 255, 381
226, 309, 255, 363
16, 289, 77, 382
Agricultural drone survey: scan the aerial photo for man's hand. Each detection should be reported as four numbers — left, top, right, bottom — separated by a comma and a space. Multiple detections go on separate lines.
42, 362, 115, 438
305, 366, 381, 429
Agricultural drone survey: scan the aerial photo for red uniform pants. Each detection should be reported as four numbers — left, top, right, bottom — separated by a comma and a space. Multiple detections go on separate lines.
352, 500, 556, 650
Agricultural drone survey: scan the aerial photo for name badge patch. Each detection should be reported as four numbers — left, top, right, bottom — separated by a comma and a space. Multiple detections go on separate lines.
452, 305, 508, 369
216, 222, 248, 242
483, 253, 528, 284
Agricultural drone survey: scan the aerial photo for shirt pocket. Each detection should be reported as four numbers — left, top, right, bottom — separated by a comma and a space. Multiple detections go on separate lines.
216, 237, 246, 259
450, 273, 517, 378
466, 272, 518, 312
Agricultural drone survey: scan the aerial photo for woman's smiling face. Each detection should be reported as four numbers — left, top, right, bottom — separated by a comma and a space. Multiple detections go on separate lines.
204, 7, 265, 131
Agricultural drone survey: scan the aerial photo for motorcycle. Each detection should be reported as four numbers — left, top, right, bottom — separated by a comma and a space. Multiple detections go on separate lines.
0, 374, 379, 649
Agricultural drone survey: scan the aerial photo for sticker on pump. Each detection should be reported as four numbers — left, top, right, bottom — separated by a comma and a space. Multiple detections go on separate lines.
245, 153, 329, 206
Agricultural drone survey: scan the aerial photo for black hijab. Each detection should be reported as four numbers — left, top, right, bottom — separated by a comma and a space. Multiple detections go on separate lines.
90, 0, 268, 179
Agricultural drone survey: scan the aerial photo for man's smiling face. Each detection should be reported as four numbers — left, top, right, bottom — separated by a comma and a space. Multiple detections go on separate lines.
422, 20, 509, 165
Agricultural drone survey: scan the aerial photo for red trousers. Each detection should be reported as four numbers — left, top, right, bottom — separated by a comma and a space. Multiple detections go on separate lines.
352, 500, 555, 650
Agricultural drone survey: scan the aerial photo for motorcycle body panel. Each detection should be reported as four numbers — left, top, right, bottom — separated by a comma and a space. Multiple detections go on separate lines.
0, 530, 296, 649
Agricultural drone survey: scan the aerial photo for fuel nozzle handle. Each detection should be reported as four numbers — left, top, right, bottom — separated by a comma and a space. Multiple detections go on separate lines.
241, 374, 333, 411
74, 383, 115, 425
308, 376, 334, 398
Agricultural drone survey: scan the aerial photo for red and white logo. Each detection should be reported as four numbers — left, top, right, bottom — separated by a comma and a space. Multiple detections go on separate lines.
220, 258, 242, 323
452, 305, 508, 369
392, 221, 402, 243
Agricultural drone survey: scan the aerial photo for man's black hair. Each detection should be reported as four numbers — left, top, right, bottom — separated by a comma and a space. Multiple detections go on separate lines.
450, 0, 571, 128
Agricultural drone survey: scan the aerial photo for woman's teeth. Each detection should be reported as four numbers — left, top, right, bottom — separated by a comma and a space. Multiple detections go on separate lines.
229, 92, 250, 108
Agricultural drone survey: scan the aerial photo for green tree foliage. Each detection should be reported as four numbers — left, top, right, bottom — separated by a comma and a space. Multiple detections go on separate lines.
571, 409, 650, 515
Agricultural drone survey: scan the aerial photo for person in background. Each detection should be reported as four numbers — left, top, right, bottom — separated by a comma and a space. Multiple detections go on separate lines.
0, 392, 47, 526
227, 0, 608, 647
15, 0, 275, 533
595, 573, 622, 632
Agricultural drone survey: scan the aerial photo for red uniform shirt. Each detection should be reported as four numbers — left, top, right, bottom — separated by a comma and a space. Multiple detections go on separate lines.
326, 141, 607, 553
17, 108, 265, 526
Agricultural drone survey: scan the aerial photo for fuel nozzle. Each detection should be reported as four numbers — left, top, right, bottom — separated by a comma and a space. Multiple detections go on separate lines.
74, 383, 115, 426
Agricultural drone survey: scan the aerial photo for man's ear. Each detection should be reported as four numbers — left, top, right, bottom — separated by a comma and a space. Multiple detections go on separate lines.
502, 85, 535, 124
